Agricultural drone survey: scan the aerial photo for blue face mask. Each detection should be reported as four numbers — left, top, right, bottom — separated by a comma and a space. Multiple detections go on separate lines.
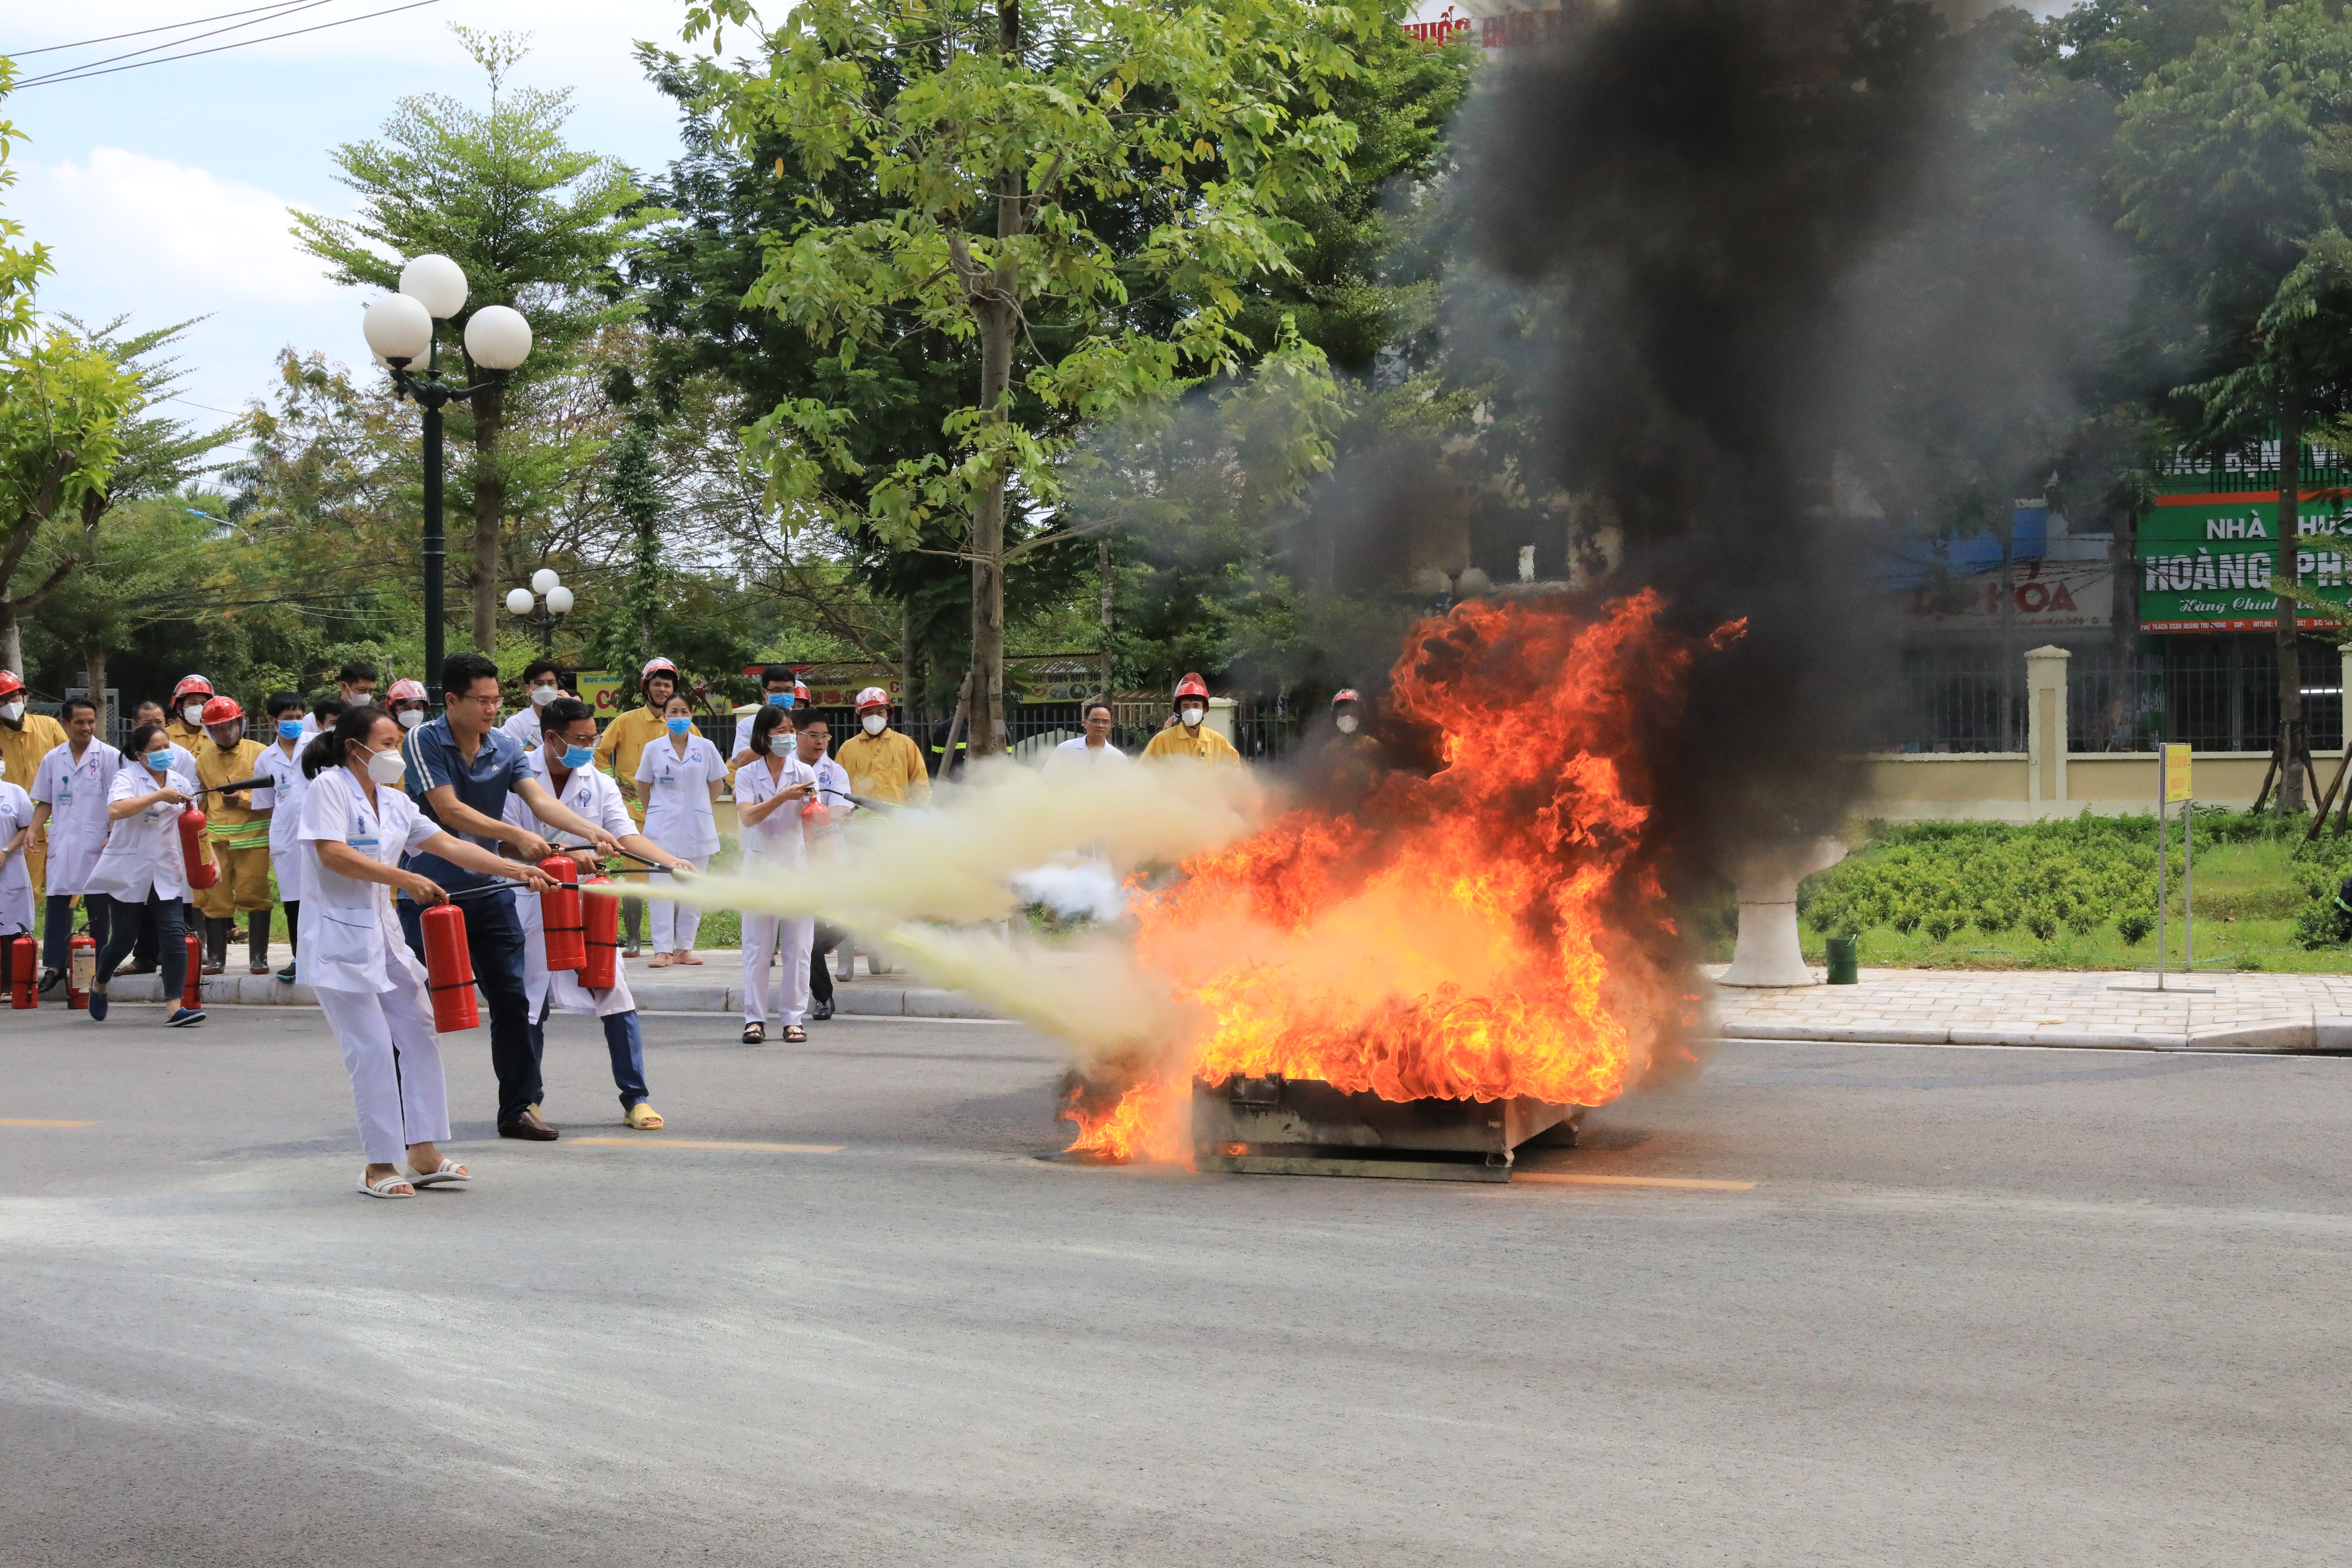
767, 691, 793, 708
562, 743, 595, 770
144, 751, 171, 772
278, 720, 304, 741
666, 716, 692, 736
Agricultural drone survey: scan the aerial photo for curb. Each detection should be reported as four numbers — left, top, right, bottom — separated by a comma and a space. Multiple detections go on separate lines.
83, 973, 1004, 1022
1716, 1017, 2352, 1054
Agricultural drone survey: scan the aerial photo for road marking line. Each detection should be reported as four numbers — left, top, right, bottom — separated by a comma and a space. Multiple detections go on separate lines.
0, 1118, 96, 1128
568, 1138, 844, 1153
1515, 1172, 1756, 1191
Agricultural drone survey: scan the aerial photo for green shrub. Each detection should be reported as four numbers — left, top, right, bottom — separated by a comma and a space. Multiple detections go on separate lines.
2116, 909, 2154, 946
2022, 903, 2060, 942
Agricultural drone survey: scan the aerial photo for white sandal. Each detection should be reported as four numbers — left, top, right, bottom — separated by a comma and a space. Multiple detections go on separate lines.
357, 1171, 415, 1199
407, 1157, 471, 1188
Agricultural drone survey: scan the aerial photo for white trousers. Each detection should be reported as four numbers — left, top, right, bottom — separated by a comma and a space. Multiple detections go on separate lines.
742, 911, 813, 1026
650, 855, 710, 952
316, 980, 449, 1164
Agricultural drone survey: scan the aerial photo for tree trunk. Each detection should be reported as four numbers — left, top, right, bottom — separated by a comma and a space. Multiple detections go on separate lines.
899, 601, 917, 735
962, 0, 1024, 761
82, 643, 107, 742
0, 598, 19, 678
2279, 385, 2308, 813
1997, 524, 2017, 751
470, 382, 507, 654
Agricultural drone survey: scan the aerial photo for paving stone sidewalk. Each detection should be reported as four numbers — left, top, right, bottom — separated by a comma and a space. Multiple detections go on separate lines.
1708, 965, 2352, 1051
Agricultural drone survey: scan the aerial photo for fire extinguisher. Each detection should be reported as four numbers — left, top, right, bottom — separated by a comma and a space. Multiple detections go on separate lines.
580, 874, 620, 990
183, 933, 204, 1009
539, 855, 586, 971
8, 934, 36, 1009
799, 796, 832, 832
179, 807, 219, 891
68, 931, 96, 1011
420, 903, 480, 1032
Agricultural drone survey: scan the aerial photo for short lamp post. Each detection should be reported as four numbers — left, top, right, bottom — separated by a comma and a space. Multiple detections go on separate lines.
506, 569, 575, 658
360, 254, 533, 706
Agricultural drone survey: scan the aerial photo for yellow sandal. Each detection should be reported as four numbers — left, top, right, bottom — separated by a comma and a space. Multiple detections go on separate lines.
623, 1102, 665, 1130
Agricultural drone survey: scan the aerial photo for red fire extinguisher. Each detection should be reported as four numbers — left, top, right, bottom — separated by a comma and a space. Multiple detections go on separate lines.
8, 934, 36, 1009
580, 874, 620, 990
68, 931, 96, 1011
179, 807, 219, 891
539, 855, 586, 972
420, 903, 480, 1032
182, 933, 204, 1009
799, 796, 831, 832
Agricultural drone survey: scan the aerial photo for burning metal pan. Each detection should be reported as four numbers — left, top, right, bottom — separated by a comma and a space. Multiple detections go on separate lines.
1191, 1074, 1584, 1183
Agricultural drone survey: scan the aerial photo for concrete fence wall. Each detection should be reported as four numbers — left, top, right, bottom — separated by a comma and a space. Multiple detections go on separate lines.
1862, 643, 2350, 821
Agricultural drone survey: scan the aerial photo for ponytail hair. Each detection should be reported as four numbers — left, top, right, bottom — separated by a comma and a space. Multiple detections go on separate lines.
302, 703, 387, 780
122, 723, 167, 773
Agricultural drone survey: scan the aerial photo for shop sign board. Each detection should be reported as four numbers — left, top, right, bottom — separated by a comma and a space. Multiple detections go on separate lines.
2136, 488, 2352, 632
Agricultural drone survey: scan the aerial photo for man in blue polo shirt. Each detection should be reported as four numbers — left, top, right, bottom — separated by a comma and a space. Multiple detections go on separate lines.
400, 651, 622, 1141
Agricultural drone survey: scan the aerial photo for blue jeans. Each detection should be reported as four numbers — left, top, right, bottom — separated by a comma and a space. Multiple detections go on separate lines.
398, 888, 536, 1123
531, 1004, 650, 1108
42, 893, 111, 972
94, 893, 184, 1003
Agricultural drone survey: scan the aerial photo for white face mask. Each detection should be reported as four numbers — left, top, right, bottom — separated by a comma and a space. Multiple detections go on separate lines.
1335, 714, 1358, 734
861, 713, 887, 736
359, 744, 407, 786
0, 701, 21, 722
1180, 705, 1205, 729
529, 684, 559, 707
182, 704, 205, 726
770, 735, 794, 756
397, 709, 424, 730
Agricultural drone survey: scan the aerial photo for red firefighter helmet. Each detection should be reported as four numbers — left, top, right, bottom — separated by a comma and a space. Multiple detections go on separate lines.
200, 696, 243, 727
387, 678, 428, 705
0, 670, 23, 700
1332, 688, 1361, 706
855, 685, 889, 712
794, 682, 812, 706
172, 674, 215, 702
1173, 673, 1210, 706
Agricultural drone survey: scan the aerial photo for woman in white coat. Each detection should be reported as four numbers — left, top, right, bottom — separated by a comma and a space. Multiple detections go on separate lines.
299, 706, 553, 1199
85, 724, 204, 1028
253, 693, 314, 984
734, 703, 818, 1044
0, 754, 33, 940
632, 690, 723, 966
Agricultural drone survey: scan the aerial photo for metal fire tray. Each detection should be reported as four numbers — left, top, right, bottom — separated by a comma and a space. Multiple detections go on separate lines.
1191, 1074, 1582, 1183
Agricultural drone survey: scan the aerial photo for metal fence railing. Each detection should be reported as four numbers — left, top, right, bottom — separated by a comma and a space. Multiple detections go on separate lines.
1892, 649, 2022, 753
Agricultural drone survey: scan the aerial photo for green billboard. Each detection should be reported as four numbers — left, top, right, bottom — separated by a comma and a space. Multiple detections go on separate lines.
2138, 477, 2352, 632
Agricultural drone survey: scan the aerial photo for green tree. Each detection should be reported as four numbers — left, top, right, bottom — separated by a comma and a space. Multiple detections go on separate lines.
2112, 0, 2352, 810
0, 328, 137, 675
292, 26, 660, 654
686, 0, 1381, 748
0, 57, 51, 354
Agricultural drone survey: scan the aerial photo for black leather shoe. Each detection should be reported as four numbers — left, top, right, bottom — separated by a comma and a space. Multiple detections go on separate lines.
812, 998, 834, 1020
498, 1110, 561, 1141
37, 967, 62, 994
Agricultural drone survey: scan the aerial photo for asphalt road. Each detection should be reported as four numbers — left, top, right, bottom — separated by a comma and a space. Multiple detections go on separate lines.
4, 1003, 2348, 1567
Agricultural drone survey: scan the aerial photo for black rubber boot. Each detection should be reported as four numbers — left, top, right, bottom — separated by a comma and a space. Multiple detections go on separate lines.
248, 922, 271, 974
204, 916, 230, 974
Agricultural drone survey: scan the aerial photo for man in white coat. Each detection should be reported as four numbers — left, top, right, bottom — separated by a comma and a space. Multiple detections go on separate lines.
503, 698, 695, 1129
28, 696, 119, 989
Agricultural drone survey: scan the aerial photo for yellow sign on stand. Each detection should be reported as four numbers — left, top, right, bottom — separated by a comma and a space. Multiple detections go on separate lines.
2162, 742, 2192, 803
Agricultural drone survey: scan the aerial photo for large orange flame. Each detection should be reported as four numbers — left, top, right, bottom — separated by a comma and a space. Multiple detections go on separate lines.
1061, 589, 1730, 1161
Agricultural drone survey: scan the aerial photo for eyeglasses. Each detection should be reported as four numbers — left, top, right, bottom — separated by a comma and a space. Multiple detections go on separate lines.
449, 691, 500, 706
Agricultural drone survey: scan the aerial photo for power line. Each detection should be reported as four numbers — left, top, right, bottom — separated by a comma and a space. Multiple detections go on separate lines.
13, 0, 342, 87
4, 1, 318, 59
11, 0, 440, 89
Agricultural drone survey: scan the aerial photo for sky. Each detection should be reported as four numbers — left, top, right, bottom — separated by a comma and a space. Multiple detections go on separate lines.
3, 0, 701, 433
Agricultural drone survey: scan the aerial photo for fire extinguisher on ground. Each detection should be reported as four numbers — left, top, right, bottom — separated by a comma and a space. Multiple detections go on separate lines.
182, 933, 204, 1009
8, 934, 36, 1009
69, 931, 96, 1011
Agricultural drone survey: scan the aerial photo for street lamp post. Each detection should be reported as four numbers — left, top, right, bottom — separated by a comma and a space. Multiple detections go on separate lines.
506, 569, 576, 658
360, 254, 534, 706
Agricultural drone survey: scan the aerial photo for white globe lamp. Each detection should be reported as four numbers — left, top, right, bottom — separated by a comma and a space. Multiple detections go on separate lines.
361, 293, 434, 365
505, 588, 536, 617
464, 305, 533, 371
399, 254, 468, 319
531, 568, 560, 595
544, 584, 575, 615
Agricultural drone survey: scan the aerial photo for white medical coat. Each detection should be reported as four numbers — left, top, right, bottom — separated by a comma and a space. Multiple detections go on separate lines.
734, 754, 818, 867
0, 781, 34, 932
29, 739, 120, 894
85, 762, 201, 903
298, 766, 439, 995
634, 733, 725, 859
500, 708, 543, 748
502, 751, 637, 1019
253, 739, 312, 903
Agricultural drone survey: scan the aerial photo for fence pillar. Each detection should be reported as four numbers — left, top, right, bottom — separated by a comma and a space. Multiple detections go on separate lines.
2026, 645, 2071, 806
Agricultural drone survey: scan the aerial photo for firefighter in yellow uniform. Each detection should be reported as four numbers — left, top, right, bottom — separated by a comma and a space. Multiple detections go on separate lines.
835, 686, 932, 807
0, 670, 68, 901
593, 656, 693, 957
1142, 672, 1242, 764
167, 674, 215, 754
192, 695, 273, 975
